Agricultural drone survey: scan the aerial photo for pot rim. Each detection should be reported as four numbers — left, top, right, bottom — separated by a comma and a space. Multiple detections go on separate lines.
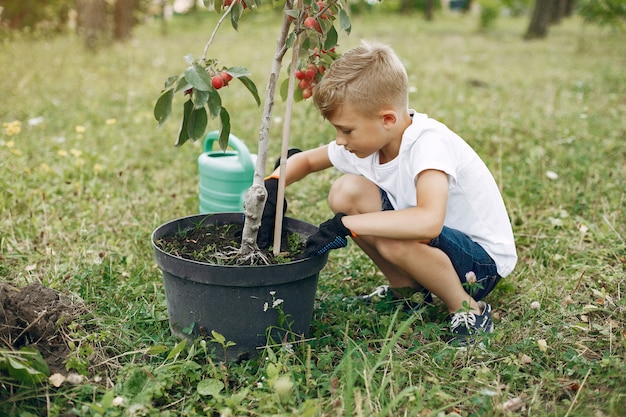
151, 213, 329, 286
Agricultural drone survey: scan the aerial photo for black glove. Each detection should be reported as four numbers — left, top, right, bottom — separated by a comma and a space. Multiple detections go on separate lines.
257, 177, 285, 249
257, 148, 302, 249
302, 213, 352, 258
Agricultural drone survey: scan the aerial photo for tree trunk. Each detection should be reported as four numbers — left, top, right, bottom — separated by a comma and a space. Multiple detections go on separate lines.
114, 0, 136, 41
524, 0, 552, 40
240, 8, 293, 257
424, 0, 434, 21
76, 0, 108, 50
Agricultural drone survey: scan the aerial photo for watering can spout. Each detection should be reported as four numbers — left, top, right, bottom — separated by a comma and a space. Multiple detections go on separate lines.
198, 131, 256, 214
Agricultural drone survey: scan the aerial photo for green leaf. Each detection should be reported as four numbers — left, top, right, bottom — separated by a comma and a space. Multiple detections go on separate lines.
219, 108, 231, 151
230, 2, 243, 30
324, 25, 338, 51
164, 75, 179, 90
286, 32, 296, 48
226, 66, 251, 77
175, 76, 191, 93
146, 345, 169, 355
238, 76, 261, 106
207, 88, 222, 119
192, 89, 210, 109
184, 63, 212, 91
279, 77, 289, 102
100, 390, 115, 409
187, 106, 208, 141
197, 378, 225, 396
3, 350, 49, 386
224, 387, 249, 408
166, 339, 187, 361
339, 9, 351, 34
154, 89, 174, 125
175, 99, 193, 147
211, 330, 226, 345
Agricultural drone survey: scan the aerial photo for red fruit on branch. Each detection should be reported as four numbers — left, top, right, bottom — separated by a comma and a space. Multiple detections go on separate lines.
298, 79, 309, 90
304, 17, 317, 30
304, 68, 317, 80
220, 71, 233, 85
302, 88, 313, 99
212, 75, 224, 89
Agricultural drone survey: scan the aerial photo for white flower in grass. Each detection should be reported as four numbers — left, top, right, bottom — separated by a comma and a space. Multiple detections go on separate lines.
465, 271, 477, 285
263, 302, 269, 312
530, 301, 541, 310
546, 170, 559, 180
112, 396, 125, 406
272, 298, 284, 308
537, 339, 548, 352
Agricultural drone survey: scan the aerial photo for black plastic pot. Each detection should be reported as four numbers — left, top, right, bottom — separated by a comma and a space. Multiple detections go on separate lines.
151, 213, 328, 361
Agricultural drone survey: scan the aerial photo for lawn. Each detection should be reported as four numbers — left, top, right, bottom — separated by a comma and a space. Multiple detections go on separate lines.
0, 7, 624, 417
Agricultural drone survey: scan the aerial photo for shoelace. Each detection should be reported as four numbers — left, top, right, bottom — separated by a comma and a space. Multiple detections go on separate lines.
450, 311, 477, 332
366, 285, 389, 298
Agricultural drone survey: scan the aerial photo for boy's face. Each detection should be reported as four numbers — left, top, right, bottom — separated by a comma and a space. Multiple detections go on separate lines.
327, 103, 390, 159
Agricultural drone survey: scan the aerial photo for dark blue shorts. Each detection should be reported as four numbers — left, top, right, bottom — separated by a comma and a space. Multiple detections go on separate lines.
380, 188, 501, 301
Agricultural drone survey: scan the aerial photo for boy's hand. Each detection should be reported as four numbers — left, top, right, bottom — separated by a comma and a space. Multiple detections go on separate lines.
302, 213, 352, 258
257, 177, 284, 249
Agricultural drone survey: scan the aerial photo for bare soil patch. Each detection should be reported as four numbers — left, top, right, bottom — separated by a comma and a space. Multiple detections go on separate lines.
0, 282, 83, 375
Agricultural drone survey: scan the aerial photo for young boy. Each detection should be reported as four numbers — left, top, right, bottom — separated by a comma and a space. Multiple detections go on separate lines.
260, 41, 517, 344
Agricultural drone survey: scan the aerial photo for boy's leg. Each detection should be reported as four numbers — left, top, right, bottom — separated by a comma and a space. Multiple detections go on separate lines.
328, 174, 481, 314
328, 175, 425, 295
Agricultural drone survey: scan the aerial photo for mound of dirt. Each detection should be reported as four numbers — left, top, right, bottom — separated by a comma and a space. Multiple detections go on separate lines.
0, 282, 83, 375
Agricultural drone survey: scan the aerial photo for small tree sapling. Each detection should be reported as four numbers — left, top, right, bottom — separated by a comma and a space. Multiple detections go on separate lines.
154, 0, 351, 263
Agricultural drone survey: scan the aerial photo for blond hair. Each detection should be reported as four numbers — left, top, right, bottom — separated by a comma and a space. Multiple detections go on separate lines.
313, 41, 408, 118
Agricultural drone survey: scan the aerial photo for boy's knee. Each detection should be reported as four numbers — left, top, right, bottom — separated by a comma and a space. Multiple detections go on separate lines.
328, 174, 375, 214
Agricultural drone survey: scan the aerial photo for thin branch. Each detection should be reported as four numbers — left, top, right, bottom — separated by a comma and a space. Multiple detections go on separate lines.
201, 2, 237, 62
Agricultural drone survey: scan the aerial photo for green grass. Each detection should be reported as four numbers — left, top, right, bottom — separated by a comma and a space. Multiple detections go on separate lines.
1, 8, 625, 416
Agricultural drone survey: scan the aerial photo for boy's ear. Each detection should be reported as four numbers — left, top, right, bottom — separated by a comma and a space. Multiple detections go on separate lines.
380, 110, 398, 128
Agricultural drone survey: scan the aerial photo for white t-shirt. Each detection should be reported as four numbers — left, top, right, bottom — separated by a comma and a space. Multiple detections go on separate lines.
327, 110, 517, 277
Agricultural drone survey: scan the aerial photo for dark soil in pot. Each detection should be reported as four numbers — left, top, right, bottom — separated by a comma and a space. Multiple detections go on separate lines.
154, 221, 306, 265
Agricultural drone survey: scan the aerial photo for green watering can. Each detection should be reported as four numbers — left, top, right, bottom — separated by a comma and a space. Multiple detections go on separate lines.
198, 131, 256, 214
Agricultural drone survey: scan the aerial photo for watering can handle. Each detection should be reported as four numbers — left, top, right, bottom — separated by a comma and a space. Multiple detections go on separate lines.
203, 131, 255, 173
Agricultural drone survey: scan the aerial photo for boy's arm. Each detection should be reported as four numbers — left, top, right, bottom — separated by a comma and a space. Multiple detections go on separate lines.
342, 169, 448, 240
268, 145, 332, 185
303, 169, 449, 256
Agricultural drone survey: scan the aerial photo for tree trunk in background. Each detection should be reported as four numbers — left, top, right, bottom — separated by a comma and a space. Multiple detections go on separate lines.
565, 0, 576, 16
114, 0, 137, 41
424, 0, 434, 21
549, 0, 569, 24
525, 0, 552, 40
76, 0, 108, 50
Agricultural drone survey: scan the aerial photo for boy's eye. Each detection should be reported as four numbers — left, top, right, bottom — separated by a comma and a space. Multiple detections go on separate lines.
342, 130, 352, 135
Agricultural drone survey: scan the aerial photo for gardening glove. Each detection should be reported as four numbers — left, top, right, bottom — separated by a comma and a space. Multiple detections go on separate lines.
302, 213, 353, 258
257, 177, 285, 249
257, 148, 302, 249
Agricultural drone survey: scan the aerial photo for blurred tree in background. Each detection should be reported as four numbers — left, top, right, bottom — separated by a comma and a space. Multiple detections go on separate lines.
0, 0, 622, 46
0, 0, 143, 48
